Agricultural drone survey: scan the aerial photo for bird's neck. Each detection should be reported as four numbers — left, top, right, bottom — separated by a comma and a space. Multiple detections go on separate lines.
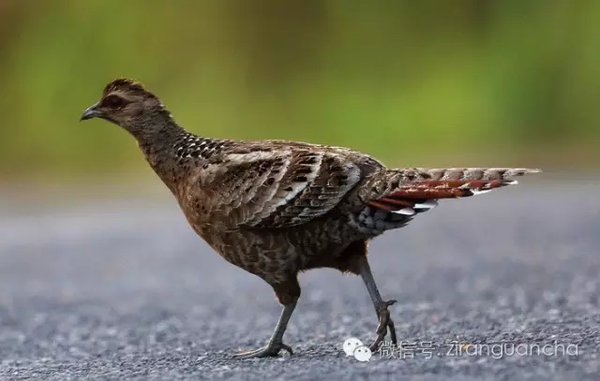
128, 110, 185, 150
127, 112, 216, 196
128, 112, 191, 190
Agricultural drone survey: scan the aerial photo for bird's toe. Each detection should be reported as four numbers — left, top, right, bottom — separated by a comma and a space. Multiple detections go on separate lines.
232, 341, 293, 359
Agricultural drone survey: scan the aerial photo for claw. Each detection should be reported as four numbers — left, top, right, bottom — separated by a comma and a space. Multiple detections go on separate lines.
369, 299, 398, 352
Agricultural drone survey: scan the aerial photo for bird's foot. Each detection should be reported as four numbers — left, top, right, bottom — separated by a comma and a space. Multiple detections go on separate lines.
232, 341, 293, 359
369, 299, 398, 352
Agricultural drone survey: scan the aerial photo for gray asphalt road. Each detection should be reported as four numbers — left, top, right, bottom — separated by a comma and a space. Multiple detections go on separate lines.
1, 178, 599, 380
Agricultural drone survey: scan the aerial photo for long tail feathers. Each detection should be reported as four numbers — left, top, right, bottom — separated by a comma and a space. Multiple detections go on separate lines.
367, 167, 541, 216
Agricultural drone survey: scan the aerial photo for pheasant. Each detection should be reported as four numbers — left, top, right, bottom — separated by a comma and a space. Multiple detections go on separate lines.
81, 79, 541, 358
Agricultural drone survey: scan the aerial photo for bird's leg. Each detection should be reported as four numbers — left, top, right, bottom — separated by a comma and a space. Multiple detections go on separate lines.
357, 256, 398, 352
233, 301, 297, 359
233, 279, 300, 359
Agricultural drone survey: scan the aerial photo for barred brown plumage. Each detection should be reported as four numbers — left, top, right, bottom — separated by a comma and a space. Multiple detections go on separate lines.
81, 79, 541, 358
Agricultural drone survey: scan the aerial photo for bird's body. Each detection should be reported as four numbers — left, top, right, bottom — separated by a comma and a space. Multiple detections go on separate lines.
81, 79, 541, 358
141, 133, 383, 284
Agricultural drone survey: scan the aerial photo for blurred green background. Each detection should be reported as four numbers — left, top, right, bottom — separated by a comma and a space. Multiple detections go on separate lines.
1, 0, 599, 184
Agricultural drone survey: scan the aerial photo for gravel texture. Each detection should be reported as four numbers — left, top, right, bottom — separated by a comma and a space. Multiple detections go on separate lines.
0, 179, 599, 380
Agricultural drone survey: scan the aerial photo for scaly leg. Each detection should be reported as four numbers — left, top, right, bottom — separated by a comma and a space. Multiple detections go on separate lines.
357, 256, 398, 351
233, 301, 297, 358
233, 279, 300, 359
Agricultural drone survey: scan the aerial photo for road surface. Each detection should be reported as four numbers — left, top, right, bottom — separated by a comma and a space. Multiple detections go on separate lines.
0, 178, 599, 380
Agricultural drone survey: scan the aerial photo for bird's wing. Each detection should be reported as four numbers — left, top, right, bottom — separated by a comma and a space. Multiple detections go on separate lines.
202, 146, 363, 228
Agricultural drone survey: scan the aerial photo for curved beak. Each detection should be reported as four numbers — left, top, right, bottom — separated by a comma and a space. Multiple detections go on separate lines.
80, 102, 101, 121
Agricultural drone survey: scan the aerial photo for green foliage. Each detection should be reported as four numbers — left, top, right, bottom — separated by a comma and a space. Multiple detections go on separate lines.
1, 1, 599, 178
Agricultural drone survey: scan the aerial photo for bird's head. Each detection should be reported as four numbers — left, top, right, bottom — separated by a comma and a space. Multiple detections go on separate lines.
80, 79, 171, 135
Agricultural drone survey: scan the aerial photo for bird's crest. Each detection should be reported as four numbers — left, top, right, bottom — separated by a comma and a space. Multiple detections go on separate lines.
103, 78, 156, 99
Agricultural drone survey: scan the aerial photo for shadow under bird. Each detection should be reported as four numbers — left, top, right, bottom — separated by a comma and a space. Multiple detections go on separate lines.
81, 79, 541, 358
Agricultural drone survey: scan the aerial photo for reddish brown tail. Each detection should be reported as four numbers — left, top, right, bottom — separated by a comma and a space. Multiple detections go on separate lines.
367, 167, 541, 216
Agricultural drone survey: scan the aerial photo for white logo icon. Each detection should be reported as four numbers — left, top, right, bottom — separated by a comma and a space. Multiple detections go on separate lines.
343, 337, 373, 362
353, 345, 372, 362
343, 337, 363, 356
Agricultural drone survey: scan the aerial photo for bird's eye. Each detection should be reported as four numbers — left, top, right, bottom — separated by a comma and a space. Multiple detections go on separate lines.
103, 95, 125, 109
